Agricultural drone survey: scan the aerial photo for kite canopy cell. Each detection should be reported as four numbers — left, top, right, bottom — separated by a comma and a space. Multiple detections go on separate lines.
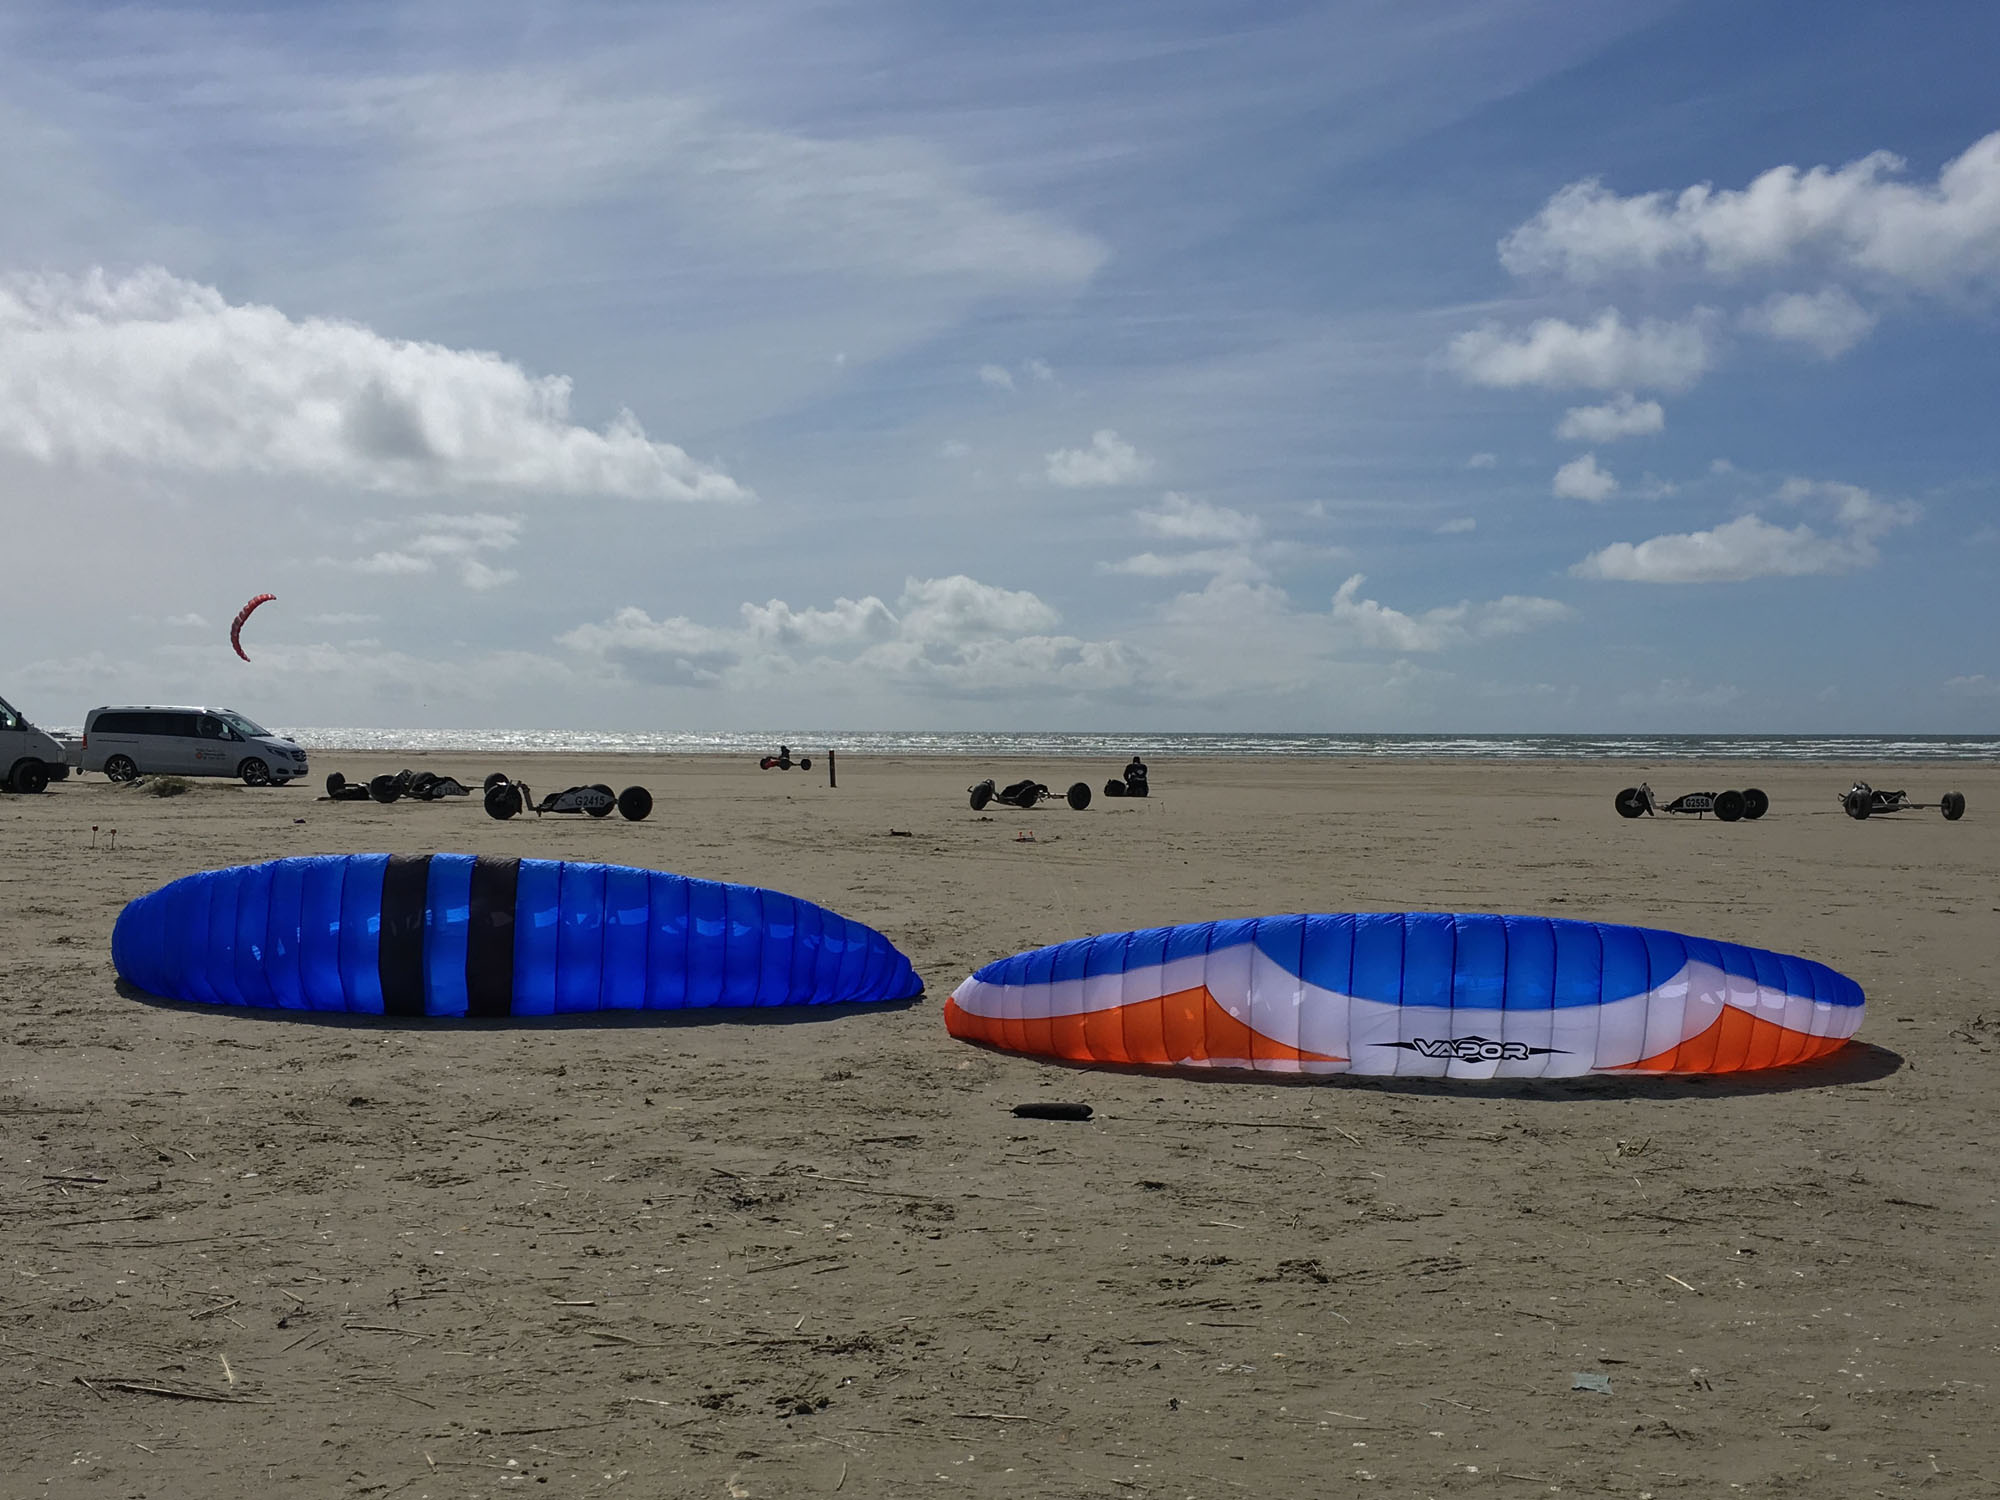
945, 913, 1863, 1078
113, 855, 923, 1016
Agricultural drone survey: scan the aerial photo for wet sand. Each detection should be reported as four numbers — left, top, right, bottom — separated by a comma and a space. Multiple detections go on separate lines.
3, 751, 1996, 1497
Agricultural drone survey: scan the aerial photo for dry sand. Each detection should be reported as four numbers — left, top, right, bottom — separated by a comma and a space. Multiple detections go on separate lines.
3, 751, 1997, 1498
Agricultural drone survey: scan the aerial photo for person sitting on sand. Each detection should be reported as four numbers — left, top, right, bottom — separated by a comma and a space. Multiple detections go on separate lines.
1122, 756, 1149, 797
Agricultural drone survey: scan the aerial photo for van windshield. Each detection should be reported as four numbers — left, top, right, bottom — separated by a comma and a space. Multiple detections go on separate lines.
218, 710, 272, 739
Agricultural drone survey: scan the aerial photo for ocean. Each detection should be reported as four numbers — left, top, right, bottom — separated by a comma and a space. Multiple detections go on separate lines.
282, 728, 2000, 762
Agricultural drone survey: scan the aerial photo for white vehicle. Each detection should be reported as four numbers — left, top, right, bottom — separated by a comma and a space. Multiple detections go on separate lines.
0, 692, 72, 794
81, 705, 309, 786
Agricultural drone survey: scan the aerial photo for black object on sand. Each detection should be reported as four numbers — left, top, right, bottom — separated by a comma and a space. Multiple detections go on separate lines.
1011, 1102, 1094, 1121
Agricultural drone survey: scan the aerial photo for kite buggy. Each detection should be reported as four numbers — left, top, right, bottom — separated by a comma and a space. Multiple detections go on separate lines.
325, 769, 472, 803
969, 777, 1093, 812
483, 774, 653, 822
1838, 782, 1966, 820
1614, 783, 1768, 821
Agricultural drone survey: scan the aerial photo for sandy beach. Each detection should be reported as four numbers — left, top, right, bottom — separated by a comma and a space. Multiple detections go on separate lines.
3, 751, 1996, 1498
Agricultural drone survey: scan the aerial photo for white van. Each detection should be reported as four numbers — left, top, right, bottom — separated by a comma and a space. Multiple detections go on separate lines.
81, 706, 310, 786
0, 692, 73, 794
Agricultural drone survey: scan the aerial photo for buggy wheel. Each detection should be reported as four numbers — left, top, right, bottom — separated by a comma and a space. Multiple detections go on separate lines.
1066, 781, 1092, 811
1741, 788, 1769, 820
326, 772, 347, 797
1713, 789, 1745, 822
104, 755, 139, 783
1613, 787, 1647, 818
618, 786, 653, 821
484, 781, 522, 820
368, 774, 402, 804
583, 783, 615, 817
799, 756, 812, 771
1104, 778, 1126, 798
1843, 789, 1870, 819
483, 771, 509, 793
1942, 791, 1966, 821
969, 779, 995, 811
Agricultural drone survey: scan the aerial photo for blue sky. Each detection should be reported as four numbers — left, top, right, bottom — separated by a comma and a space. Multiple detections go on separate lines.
2, 0, 1995, 732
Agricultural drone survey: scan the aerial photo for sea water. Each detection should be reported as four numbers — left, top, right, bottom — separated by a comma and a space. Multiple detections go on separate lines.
278, 728, 2000, 762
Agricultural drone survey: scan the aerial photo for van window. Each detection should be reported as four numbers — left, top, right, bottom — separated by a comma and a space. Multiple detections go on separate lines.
0, 699, 18, 731
218, 710, 271, 738
92, 711, 135, 734
197, 714, 231, 740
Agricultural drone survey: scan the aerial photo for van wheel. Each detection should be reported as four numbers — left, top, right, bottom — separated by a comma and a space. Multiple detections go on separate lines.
9, 760, 49, 794
104, 755, 138, 783
239, 758, 271, 786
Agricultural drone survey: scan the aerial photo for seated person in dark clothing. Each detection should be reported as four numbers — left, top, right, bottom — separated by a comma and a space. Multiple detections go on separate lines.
1122, 756, 1149, 797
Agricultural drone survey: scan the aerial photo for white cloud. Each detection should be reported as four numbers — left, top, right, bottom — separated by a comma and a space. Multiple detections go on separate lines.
163, 612, 209, 628
563, 574, 1132, 699
1025, 359, 1055, 382
1449, 310, 1712, 392
1330, 574, 1570, 652
1465, 452, 1498, 469
1045, 429, 1153, 487
978, 364, 1015, 390
322, 512, 524, 590
1553, 453, 1619, 502
1571, 478, 1918, 582
1742, 287, 1878, 358
376, 78, 1108, 289
1498, 131, 2000, 293
1436, 517, 1477, 534
1133, 492, 1262, 544
1945, 674, 2000, 698
1100, 549, 1267, 580
0, 267, 748, 501
1555, 392, 1664, 443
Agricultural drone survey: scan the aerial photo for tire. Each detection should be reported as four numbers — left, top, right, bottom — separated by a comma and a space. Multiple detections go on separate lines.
1943, 792, 1966, 821
484, 781, 522, 820
326, 772, 347, 797
484, 772, 509, 793
618, 786, 654, 821
1844, 790, 1870, 820
1066, 781, 1092, 811
760, 757, 776, 769
1714, 789, 1745, 822
104, 755, 138, 784
1613, 787, 1646, 818
239, 758, 272, 787
585, 784, 615, 818
969, 779, 995, 812
799, 756, 812, 771
1103, 779, 1126, 798
1741, 788, 1769, 820
368, 773, 402, 804
10, 760, 49, 794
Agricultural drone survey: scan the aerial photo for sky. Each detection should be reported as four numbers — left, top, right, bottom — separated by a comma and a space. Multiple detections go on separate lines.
2, 0, 1996, 734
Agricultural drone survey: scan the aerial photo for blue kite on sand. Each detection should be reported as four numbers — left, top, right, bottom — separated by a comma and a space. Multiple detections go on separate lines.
113, 854, 922, 1017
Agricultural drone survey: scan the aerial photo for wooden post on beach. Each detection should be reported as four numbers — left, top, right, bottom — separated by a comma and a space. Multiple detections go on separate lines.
827, 749, 837, 788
